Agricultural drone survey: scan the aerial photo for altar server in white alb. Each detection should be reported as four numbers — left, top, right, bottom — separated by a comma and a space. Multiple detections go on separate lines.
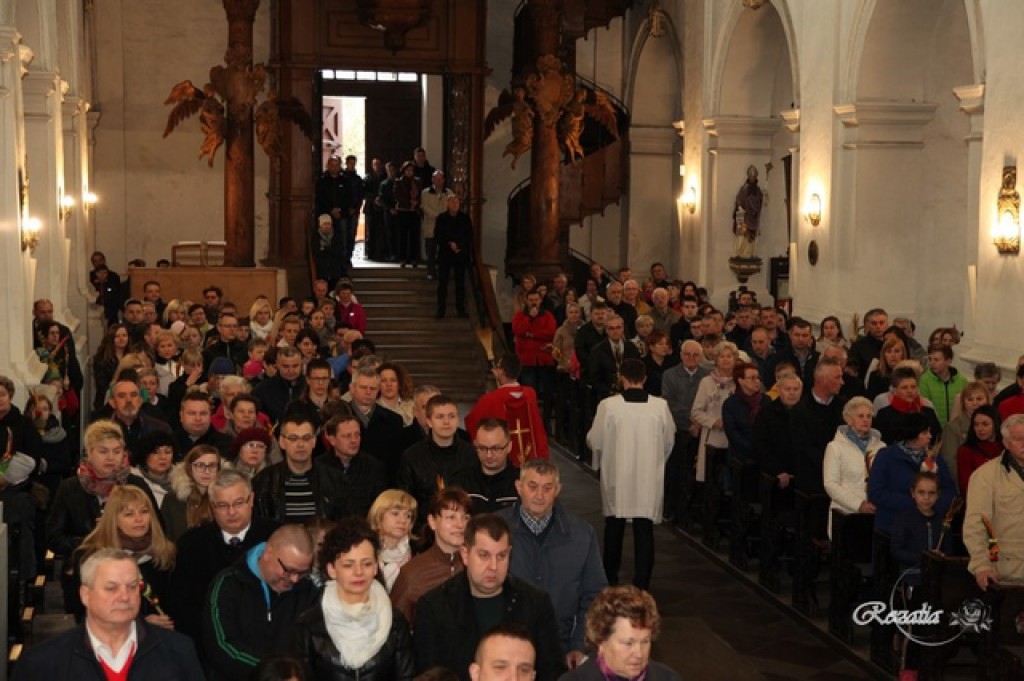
587, 358, 675, 590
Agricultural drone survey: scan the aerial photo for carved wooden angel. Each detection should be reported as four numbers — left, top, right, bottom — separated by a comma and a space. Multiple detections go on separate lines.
484, 87, 534, 169
163, 66, 312, 168
255, 92, 314, 170
558, 88, 620, 162
164, 81, 226, 167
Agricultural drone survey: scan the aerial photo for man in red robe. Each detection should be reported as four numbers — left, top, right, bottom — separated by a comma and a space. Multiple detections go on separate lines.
466, 354, 549, 466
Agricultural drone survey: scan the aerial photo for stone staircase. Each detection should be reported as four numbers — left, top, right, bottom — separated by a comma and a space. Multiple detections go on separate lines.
352, 266, 492, 404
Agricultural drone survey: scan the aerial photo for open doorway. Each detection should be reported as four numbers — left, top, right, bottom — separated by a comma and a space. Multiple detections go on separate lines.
318, 69, 425, 264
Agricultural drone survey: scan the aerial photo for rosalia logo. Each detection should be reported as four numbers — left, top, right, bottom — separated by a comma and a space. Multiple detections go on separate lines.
850, 569, 993, 647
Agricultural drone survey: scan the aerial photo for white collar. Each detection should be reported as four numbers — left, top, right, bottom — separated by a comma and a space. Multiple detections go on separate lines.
221, 525, 250, 544
86, 620, 138, 673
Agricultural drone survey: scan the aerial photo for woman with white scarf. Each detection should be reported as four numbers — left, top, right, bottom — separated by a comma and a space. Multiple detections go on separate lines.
292, 517, 415, 681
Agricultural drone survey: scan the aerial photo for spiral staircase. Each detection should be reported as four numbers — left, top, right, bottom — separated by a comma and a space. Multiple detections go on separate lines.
505, 0, 633, 280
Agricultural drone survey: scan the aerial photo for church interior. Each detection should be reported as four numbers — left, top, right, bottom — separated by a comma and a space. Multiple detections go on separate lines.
3, 0, 1024, 678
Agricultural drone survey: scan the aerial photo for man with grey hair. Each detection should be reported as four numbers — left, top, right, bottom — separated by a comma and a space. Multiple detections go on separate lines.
346, 365, 406, 482
13, 549, 204, 680
589, 314, 641, 402
649, 287, 681, 334
170, 469, 277, 642
966, 413, 1024, 590
661, 339, 711, 523
203, 524, 318, 680
498, 459, 607, 668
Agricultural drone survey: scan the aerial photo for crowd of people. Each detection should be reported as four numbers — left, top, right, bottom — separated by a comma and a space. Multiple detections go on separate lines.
313, 150, 474, 318
503, 260, 1024, 681
2, 248, 688, 681
6, 246, 1023, 680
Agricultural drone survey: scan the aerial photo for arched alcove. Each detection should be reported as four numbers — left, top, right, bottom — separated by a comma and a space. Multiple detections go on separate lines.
624, 16, 682, 277
844, 0, 973, 332
704, 2, 795, 302
719, 5, 793, 117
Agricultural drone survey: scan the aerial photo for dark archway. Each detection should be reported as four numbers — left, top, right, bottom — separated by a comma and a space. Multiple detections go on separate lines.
267, 0, 487, 294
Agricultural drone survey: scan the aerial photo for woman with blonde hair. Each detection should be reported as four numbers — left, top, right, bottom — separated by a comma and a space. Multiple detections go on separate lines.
865, 336, 908, 400
691, 341, 739, 483
71, 485, 176, 626
162, 299, 187, 327
939, 380, 991, 486
160, 444, 222, 540
249, 297, 275, 340
368, 489, 418, 591
47, 420, 160, 612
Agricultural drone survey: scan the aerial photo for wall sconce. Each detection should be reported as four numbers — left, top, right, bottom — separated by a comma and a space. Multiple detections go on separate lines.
59, 194, 75, 221
681, 186, 696, 214
678, 163, 685, 178
995, 165, 1020, 255
805, 193, 822, 226
84, 191, 99, 209
22, 217, 41, 252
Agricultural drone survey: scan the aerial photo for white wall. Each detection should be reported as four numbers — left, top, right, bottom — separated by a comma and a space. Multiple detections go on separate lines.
91, 0, 271, 270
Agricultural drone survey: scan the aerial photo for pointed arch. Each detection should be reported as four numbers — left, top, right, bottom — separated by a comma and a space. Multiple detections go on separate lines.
708, 0, 800, 115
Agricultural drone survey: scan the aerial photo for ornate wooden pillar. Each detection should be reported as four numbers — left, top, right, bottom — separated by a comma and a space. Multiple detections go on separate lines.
222, 0, 260, 267
526, 0, 566, 278
267, 0, 315, 294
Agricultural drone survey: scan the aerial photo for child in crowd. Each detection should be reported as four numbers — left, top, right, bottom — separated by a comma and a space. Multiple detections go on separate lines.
889, 471, 952, 681
244, 338, 269, 380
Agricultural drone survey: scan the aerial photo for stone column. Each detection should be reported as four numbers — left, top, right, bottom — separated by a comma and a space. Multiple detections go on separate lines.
22, 68, 67, 312
0, 31, 43, 385
952, 84, 985, 358
628, 124, 678, 275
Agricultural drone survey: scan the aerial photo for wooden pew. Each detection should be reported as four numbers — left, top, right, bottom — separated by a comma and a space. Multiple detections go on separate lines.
792, 490, 830, 616
918, 551, 1023, 680
702, 446, 731, 550
868, 530, 899, 673
758, 472, 796, 593
728, 458, 762, 571
828, 509, 876, 642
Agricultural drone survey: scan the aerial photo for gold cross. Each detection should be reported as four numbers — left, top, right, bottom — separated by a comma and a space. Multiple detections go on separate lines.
510, 418, 533, 462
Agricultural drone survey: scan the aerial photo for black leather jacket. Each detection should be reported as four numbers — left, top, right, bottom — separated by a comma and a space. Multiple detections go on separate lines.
292, 602, 415, 681
252, 460, 349, 521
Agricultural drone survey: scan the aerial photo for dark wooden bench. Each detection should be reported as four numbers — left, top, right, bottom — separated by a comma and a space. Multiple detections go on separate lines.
828, 509, 876, 642
918, 551, 1023, 680
792, 490, 830, 616
758, 472, 795, 593
728, 458, 762, 571
702, 446, 731, 550
868, 530, 899, 673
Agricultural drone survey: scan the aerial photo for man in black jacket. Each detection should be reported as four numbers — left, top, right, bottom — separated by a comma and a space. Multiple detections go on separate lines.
201, 312, 247, 374
414, 514, 566, 681
14, 549, 204, 681
321, 410, 387, 518
171, 469, 278, 644
454, 417, 519, 515
173, 391, 232, 459
790, 358, 846, 495
253, 412, 347, 522
203, 524, 319, 681
588, 315, 640, 402
399, 394, 477, 528
253, 346, 307, 426
434, 195, 473, 318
